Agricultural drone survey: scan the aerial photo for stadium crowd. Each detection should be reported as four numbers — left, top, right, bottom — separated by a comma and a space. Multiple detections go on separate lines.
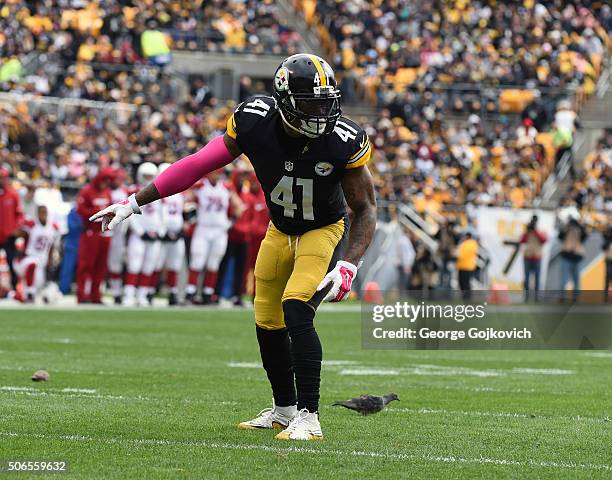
0, 1, 610, 304
303, 0, 610, 96
0, 0, 301, 76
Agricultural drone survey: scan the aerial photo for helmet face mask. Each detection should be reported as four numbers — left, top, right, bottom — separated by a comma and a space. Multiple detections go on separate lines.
274, 54, 341, 138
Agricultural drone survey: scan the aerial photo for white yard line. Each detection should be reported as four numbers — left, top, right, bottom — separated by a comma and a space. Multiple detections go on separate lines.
338, 364, 575, 377
386, 407, 609, 424
0, 386, 96, 394
583, 352, 612, 358
0, 431, 609, 472
0, 389, 151, 402
3, 385, 608, 424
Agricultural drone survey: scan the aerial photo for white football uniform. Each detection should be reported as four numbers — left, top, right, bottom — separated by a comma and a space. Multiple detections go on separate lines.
108, 187, 129, 276
15, 218, 60, 293
190, 180, 231, 272
157, 193, 185, 272
127, 199, 165, 277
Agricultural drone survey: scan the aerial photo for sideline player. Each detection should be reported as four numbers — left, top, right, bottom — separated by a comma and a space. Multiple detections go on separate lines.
123, 162, 165, 307
14, 205, 60, 302
186, 171, 241, 305
91, 54, 376, 440
155, 163, 186, 306
107, 168, 129, 304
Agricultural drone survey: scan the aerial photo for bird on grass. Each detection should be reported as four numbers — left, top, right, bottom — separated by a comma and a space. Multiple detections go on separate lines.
333, 393, 399, 415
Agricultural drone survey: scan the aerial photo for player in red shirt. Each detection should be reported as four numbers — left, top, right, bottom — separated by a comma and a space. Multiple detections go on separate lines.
0, 167, 24, 294
75, 168, 114, 303
217, 169, 252, 306
246, 172, 269, 294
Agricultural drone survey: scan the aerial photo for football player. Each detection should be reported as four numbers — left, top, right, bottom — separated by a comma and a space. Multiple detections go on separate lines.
122, 162, 165, 307
91, 54, 376, 440
107, 167, 129, 304
14, 205, 60, 303
156, 163, 186, 306
185, 170, 242, 305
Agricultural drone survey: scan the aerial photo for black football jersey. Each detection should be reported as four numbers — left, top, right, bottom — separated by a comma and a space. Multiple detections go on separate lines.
226, 96, 371, 235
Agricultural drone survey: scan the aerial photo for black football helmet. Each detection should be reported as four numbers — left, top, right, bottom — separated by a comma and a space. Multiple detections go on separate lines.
273, 53, 341, 138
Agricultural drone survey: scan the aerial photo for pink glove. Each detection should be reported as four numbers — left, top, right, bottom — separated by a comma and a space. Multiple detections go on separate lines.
316, 260, 358, 302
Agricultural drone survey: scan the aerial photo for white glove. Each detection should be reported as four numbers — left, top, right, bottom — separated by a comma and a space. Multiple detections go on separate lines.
316, 260, 358, 302
89, 194, 141, 232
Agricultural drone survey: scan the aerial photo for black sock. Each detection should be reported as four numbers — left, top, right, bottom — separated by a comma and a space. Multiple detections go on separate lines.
282, 299, 321, 412
256, 325, 296, 407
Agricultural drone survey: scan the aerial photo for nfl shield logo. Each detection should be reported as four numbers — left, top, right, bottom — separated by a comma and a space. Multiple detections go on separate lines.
285, 161, 294, 171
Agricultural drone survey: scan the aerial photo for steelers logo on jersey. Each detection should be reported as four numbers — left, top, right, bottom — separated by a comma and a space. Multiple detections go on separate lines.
314, 162, 334, 176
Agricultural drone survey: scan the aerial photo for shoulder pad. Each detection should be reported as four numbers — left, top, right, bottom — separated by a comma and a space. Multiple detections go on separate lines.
332, 116, 371, 168
227, 96, 277, 140
22, 218, 36, 229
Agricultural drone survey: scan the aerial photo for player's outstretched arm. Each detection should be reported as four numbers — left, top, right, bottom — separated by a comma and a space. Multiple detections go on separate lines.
90, 134, 242, 231
317, 165, 376, 302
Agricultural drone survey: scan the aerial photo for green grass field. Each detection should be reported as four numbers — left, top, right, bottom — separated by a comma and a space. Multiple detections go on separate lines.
0, 308, 610, 479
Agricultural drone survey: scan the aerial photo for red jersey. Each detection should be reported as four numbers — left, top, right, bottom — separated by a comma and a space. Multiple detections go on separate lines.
250, 188, 269, 240
76, 170, 113, 233
229, 191, 254, 243
0, 184, 24, 244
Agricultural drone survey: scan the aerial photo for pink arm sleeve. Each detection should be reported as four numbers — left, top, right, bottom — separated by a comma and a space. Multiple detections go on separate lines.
153, 135, 236, 198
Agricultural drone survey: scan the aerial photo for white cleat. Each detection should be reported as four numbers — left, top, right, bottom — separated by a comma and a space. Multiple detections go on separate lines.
238, 400, 297, 431
122, 296, 135, 307
274, 408, 323, 441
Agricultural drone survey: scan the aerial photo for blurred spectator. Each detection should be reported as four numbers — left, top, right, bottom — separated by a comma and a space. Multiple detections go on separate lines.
410, 240, 437, 291
395, 224, 415, 292
520, 215, 547, 300
0, 168, 24, 292
435, 218, 458, 289
604, 228, 612, 302
456, 231, 479, 300
516, 118, 538, 148
554, 99, 580, 132
558, 215, 587, 302
141, 21, 172, 67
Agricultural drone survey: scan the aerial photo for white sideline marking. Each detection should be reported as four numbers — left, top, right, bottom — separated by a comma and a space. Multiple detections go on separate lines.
0, 431, 609, 472
61, 388, 97, 393
322, 360, 359, 366
339, 364, 574, 377
1, 387, 150, 402
339, 368, 400, 376
1, 386, 95, 394
583, 352, 612, 358
228, 360, 360, 369
512, 368, 574, 375
387, 407, 609, 424
227, 362, 261, 369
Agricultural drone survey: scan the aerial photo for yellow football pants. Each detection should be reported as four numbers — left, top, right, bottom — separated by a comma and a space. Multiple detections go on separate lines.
254, 218, 346, 330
